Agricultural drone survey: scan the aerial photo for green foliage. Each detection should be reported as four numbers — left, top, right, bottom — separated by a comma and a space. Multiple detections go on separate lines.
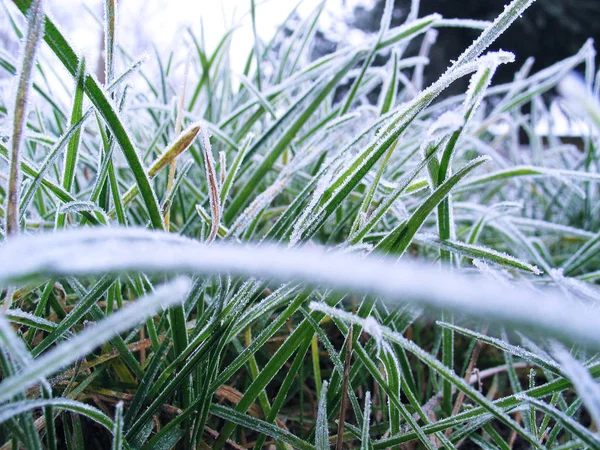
1, 0, 600, 448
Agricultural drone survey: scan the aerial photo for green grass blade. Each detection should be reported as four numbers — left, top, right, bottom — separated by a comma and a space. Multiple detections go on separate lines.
12, 0, 165, 229
56, 58, 86, 228
381, 156, 490, 256
0, 278, 190, 403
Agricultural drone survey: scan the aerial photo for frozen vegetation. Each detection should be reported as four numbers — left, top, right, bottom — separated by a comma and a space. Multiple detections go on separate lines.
0, 0, 600, 448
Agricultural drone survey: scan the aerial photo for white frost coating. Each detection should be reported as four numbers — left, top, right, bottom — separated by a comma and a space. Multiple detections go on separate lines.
289, 167, 335, 248
310, 302, 542, 443
234, 284, 300, 334
378, 0, 394, 38
0, 277, 191, 403
315, 380, 329, 450
437, 19, 492, 30
5, 309, 58, 330
324, 112, 361, 131
199, 125, 221, 243
1, 228, 600, 346
0, 312, 54, 397
221, 132, 253, 205
361, 391, 372, 446
229, 171, 292, 238
58, 200, 106, 215
363, 316, 383, 355
472, 259, 512, 284
552, 343, 600, 428
426, 111, 465, 140
0, 398, 112, 429
515, 394, 600, 447
441, 322, 560, 372
516, 333, 553, 364
381, 341, 402, 383
464, 60, 498, 118
302, 50, 514, 240
419, 235, 542, 275
550, 269, 600, 303
0, 315, 33, 368
558, 72, 600, 131
454, 0, 535, 67
232, 147, 322, 238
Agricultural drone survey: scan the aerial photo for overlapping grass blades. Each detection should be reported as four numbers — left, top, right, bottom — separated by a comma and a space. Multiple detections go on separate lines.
1, 0, 600, 448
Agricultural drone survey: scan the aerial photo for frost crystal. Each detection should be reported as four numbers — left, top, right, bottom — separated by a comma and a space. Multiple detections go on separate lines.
552, 343, 600, 427
364, 315, 384, 355
199, 125, 221, 243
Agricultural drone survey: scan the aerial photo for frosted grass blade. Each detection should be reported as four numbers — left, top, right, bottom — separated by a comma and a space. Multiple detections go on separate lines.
0, 278, 191, 403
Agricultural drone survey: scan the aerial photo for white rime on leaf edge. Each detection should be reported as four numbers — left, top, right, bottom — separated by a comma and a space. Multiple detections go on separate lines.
0, 277, 191, 404
0, 228, 598, 348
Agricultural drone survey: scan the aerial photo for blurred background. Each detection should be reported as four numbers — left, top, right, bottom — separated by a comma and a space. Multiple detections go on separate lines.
2, 0, 599, 71
349, 0, 600, 87
1, 0, 599, 100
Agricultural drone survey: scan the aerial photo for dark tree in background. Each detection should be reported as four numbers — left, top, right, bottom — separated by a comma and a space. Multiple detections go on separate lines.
347, 0, 600, 90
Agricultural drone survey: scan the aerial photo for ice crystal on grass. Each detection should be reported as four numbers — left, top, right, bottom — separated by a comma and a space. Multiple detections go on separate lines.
230, 171, 293, 239
2, 0, 600, 447
0, 277, 191, 403
6, 0, 45, 236
289, 167, 335, 247
550, 268, 600, 302
552, 343, 600, 428
315, 380, 329, 450
363, 315, 383, 356
472, 259, 512, 284
199, 125, 221, 243
426, 111, 464, 139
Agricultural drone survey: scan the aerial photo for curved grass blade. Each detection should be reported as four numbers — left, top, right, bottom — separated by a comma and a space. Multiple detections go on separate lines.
6, 0, 45, 236
112, 401, 124, 450
517, 395, 600, 449
0, 228, 597, 347
419, 236, 541, 274
210, 404, 315, 450
224, 55, 358, 222
12, 0, 165, 229
379, 156, 490, 256
0, 278, 191, 403
291, 53, 514, 245
315, 380, 329, 450
56, 58, 86, 228
311, 303, 543, 449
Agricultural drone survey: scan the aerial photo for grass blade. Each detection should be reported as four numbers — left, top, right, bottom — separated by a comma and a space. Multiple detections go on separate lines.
6, 0, 44, 236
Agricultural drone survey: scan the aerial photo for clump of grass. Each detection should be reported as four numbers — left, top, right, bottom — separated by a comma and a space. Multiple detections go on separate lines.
1, 0, 600, 448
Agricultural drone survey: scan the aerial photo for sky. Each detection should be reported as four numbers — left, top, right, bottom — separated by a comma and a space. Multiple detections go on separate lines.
40, 0, 377, 72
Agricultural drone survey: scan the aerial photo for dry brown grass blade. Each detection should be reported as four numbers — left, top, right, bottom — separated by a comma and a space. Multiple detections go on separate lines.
116, 122, 201, 215
199, 126, 222, 243
6, 0, 44, 238
164, 52, 191, 229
